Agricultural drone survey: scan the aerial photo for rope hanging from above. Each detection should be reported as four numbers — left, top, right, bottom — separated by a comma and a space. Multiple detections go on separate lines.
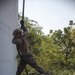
22, 0, 25, 21
20, 0, 27, 32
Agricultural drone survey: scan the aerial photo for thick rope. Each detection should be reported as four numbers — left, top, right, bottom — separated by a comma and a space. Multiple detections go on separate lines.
22, 0, 25, 21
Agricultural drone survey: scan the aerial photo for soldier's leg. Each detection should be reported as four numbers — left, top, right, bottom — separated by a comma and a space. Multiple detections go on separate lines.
16, 59, 26, 75
27, 55, 45, 74
30, 63, 45, 74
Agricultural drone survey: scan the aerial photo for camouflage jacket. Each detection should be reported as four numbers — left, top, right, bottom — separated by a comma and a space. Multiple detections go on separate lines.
12, 33, 30, 55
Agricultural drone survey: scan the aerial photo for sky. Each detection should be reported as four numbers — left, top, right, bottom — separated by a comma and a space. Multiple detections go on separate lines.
18, 0, 75, 34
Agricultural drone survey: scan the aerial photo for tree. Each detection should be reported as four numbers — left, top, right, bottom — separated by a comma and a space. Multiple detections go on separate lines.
51, 26, 75, 74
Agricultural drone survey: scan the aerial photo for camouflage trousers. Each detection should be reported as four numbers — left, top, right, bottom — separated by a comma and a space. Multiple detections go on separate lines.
16, 53, 45, 75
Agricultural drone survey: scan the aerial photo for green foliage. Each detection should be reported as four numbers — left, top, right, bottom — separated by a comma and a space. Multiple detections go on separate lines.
18, 14, 75, 75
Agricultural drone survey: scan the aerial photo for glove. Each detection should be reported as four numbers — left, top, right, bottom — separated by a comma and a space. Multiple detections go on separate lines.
20, 20, 27, 32
20, 20, 24, 25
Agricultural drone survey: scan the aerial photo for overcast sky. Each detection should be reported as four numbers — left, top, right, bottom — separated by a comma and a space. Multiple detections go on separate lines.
18, 0, 75, 34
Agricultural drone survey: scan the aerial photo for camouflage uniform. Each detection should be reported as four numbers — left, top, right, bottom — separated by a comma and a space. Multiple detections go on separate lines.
12, 29, 45, 75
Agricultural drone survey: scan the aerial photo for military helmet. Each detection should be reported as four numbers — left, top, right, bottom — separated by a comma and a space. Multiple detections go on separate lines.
13, 29, 22, 36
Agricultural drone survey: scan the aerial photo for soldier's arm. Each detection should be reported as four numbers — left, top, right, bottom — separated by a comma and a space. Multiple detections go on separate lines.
23, 31, 31, 40
12, 37, 23, 45
23, 31, 29, 38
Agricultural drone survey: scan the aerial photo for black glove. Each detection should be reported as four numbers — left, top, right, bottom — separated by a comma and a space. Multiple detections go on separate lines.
20, 20, 24, 25
20, 20, 27, 32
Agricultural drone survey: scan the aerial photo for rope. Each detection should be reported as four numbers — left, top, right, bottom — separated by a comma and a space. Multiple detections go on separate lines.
22, 0, 25, 21
20, 0, 28, 32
